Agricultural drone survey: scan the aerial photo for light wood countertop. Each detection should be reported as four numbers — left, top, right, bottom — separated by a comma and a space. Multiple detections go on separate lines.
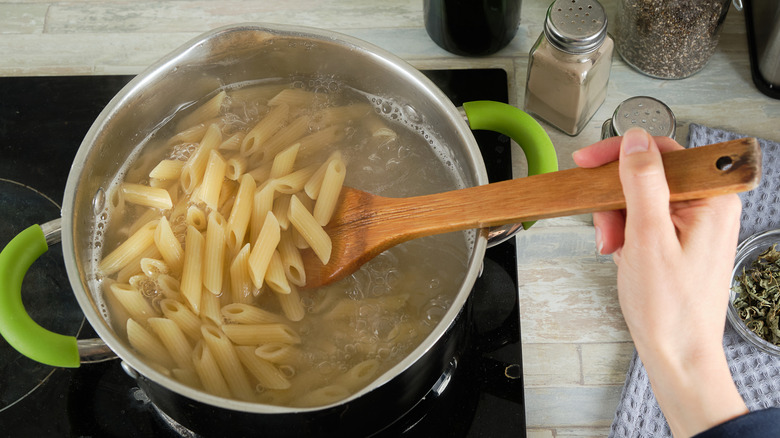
3, 1, 778, 436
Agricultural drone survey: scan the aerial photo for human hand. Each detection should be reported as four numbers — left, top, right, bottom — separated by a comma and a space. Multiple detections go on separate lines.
573, 128, 747, 437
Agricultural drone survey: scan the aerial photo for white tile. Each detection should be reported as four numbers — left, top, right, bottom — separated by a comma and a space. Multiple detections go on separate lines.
44, 0, 423, 34
522, 343, 581, 386
556, 427, 614, 437
526, 429, 555, 438
0, 4, 48, 35
581, 342, 636, 386
516, 228, 629, 344
524, 385, 622, 428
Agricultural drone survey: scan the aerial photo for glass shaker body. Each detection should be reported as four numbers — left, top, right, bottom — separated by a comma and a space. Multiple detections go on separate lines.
614, 0, 732, 79
524, 21, 613, 136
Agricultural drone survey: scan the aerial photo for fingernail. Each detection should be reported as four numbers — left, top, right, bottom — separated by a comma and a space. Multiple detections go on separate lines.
622, 128, 650, 155
595, 226, 604, 254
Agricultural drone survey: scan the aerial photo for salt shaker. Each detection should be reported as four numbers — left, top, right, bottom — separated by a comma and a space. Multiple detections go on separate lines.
601, 96, 676, 140
614, 0, 732, 79
524, 0, 613, 136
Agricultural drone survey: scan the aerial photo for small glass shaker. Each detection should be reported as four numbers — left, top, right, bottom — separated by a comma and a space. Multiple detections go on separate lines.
524, 0, 613, 136
601, 96, 676, 140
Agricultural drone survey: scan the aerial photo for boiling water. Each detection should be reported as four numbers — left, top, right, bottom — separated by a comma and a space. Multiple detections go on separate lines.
92, 78, 475, 407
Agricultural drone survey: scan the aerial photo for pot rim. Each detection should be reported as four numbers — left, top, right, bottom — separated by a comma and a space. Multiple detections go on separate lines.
61, 22, 489, 413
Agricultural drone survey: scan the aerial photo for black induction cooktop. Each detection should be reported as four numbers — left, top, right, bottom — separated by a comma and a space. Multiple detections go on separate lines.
0, 69, 526, 437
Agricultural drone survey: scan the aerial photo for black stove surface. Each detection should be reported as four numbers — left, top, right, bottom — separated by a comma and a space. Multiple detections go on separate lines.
0, 69, 525, 437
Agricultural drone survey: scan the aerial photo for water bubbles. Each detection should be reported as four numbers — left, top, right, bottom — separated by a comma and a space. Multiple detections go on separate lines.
380, 102, 392, 114
402, 104, 422, 124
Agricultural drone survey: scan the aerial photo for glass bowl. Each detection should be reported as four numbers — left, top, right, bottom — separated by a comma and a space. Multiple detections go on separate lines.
727, 228, 780, 356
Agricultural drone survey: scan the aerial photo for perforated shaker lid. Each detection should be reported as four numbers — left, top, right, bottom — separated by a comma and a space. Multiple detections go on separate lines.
544, 0, 608, 54
608, 96, 677, 138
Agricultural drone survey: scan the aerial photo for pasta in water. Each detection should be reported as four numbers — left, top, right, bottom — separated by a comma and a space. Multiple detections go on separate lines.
96, 79, 470, 407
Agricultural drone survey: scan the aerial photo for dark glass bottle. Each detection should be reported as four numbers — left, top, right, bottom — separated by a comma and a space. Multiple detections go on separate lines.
424, 0, 521, 56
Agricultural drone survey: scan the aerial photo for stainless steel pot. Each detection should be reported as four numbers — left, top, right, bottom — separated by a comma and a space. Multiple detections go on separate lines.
0, 23, 557, 436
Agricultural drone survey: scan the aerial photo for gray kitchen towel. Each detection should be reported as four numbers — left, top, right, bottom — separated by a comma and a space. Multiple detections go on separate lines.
609, 124, 780, 438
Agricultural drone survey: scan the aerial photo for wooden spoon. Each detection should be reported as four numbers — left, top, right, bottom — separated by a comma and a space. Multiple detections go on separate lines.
302, 138, 762, 288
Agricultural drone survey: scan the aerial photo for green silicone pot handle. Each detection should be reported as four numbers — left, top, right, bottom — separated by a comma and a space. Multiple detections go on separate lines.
462, 100, 559, 229
0, 224, 80, 368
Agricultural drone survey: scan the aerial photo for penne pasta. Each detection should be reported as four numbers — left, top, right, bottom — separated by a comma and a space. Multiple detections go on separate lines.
249, 182, 276, 245
96, 80, 464, 409
109, 283, 157, 322
276, 284, 305, 322
334, 359, 380, 392
220, 323, 301, 345
225, 156, 247, 180
201, 325, 255, 402
278, 230, 305, 287
154, 216, 184, 273
192, 341, 232, 399
324, 294, 409, 321
297, 125, 345, 159
116, 244, 161, 284
303, 152, 340, 200
217, 179, 238, 212
254, 343, 302, 366
264, 250, 290, 294
293, 385, 350, 408
160, 298, 202, 341
200, 287, 224, 326
235, 346, 291, 390
139, 257, 169, 278
271, 194, 292, 231
127, 208, 161, 236
149, 159, 186, 181
262, 115, 310, 159
268, 88, 321, 108
311, 103, 372, 130
180, 226, 205, 314
198, 150, 227, 211
156, 274, 182, 300
271, 165, 317, 195
186, 205, 208, 231
203, 212, 226, 294
240, 103, 289, 158
228, 244, 255, 304
269, 143, 299, 179
246, 161, 272, 184
99, 220, 158, 276
226, 174, 256, 254
127, 318, 176, 369
228, 82, 289, 106
148, 317, 194, 371
167, 123, 208, 146
288, 195, 331, 264
180, 123, 222, 193
172, 367, 201, 388
221, 303, 283, 324
313, 155, 346, 226
218, 132, 246, 152
176, 90, 227, 132
248, 212, 281, 289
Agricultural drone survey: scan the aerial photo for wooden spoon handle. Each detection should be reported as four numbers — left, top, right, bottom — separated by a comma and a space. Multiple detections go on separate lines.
384, 138, 761, 239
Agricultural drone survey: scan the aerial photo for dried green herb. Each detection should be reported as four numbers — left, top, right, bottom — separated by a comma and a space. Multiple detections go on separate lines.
733, 244, 780, 346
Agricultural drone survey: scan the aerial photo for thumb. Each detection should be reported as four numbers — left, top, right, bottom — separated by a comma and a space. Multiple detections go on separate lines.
619, 128, 675, 244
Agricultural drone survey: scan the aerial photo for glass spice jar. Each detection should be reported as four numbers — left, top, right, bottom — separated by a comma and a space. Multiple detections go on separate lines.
614, 0, 732, 79
524, 0, 613, 136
